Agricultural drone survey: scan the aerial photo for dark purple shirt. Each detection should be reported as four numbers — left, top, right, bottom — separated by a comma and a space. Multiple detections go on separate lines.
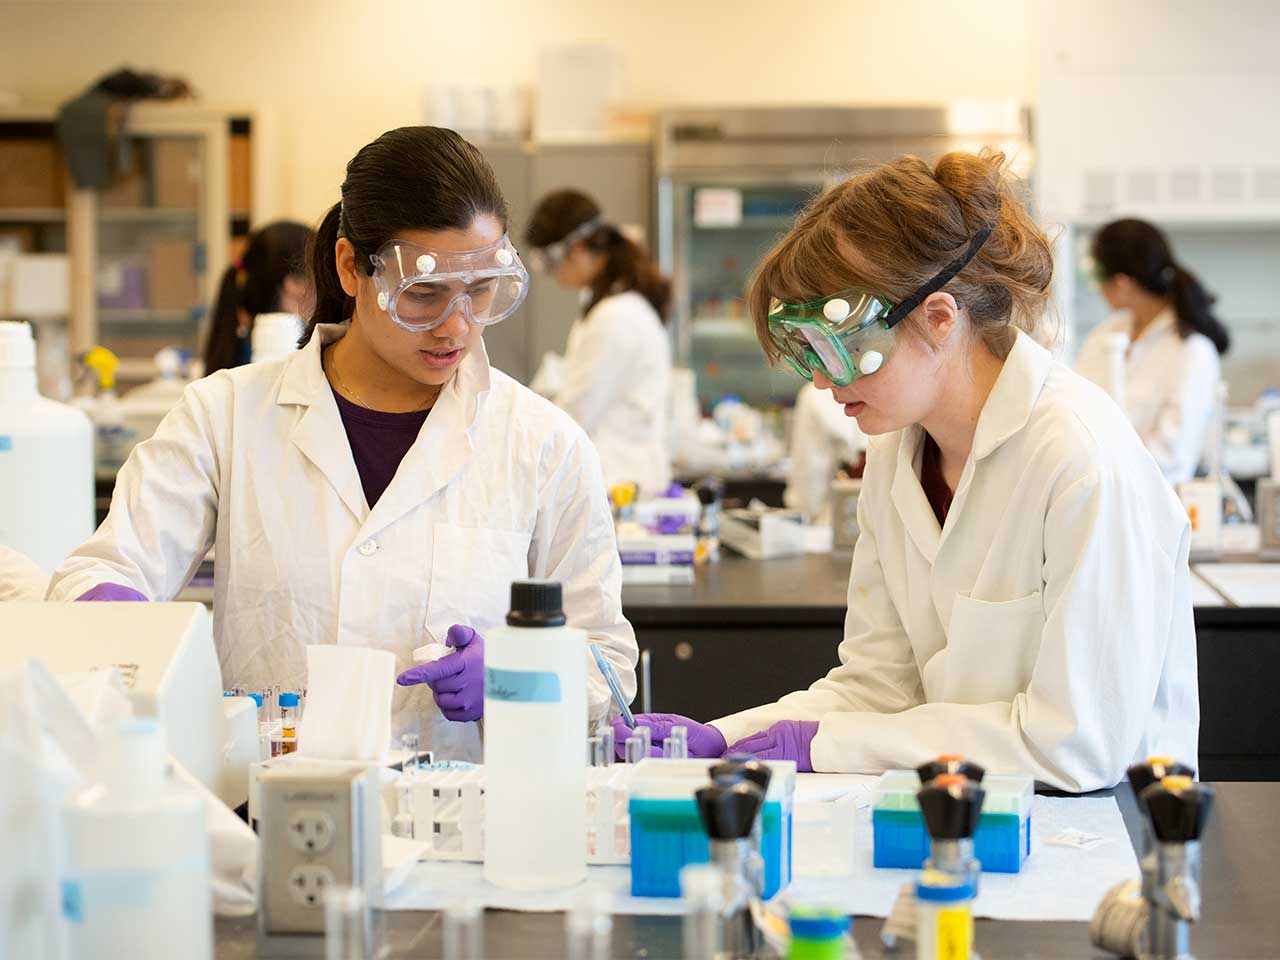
332, 389, 430, 508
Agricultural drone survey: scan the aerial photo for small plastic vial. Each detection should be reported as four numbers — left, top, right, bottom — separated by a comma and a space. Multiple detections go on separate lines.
324, 885, 374, 960
596, 725, 615, 766
279, 692, 300, 755
587, 735, 606, 767
401, 732, 420, 778
442, 897, 483, 960
915, 870, 974, 960
663, 725, 689, 760
391, 778, 415, 840
636, 725, 652, 758
566, 889, 612, 960
624, 734, 645, 764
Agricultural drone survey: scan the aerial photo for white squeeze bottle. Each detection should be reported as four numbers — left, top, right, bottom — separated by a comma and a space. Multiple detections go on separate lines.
0, 321, 93, 572
484, 579, 587, 890
63, 717, 213, 959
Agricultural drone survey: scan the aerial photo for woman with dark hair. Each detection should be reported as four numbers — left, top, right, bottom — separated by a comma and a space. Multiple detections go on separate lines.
202, 220, 313, 375
526, 189, 673, 495
1075, 218, 1229, 485
48, 127, 637, 759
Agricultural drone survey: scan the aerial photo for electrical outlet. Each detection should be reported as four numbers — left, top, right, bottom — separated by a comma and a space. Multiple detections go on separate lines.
287, 864, 335, 909
287, 809, 335, 855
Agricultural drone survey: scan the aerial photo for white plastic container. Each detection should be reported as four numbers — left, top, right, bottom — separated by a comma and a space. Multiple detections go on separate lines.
250, 312, 303, 363
484, 580, 587, 890
63, 717, 213, 959
0, 321, 93, 573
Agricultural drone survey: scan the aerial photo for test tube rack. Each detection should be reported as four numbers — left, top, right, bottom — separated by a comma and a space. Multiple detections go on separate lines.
407, 763, 636, 865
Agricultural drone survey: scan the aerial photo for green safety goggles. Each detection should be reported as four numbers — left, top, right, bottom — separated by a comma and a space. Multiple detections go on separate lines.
765, 223, 996, 386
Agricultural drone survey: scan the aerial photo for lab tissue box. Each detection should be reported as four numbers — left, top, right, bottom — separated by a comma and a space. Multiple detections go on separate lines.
618, 533, 696, 566
628, 758, 795, 899
872, 769, 1033, 873
720, 507, 807, 559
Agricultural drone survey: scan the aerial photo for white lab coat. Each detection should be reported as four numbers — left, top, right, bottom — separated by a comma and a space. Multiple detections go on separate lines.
784, 383, 867, 524
553, 291, 673, 496
0, 545, 49, 602
1074, 308, 1221, 486
47, 323, 638, 759
713, 332, 1198, 792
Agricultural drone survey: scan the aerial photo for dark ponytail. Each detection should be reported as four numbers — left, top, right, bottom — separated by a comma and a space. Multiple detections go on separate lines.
204, 220, 313, 374
526, 188, 671, 321
1169, 265, 1230, 354
305, 202, 352, 337
1091, 218, 1229, 355
302, 126, 509, 345
203, 265, 241, 375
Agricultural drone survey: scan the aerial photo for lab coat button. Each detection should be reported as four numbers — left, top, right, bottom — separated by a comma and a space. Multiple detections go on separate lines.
358, 540, 378, 557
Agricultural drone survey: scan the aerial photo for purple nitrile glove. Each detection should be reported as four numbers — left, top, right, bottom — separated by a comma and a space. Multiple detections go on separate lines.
76, 583, 148, 601
395, 624, 484, 722
725, 720, 820, 773
611, 713, 726, 760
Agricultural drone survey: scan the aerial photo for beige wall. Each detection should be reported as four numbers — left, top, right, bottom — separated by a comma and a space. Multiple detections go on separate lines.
0, 0, 1034, 223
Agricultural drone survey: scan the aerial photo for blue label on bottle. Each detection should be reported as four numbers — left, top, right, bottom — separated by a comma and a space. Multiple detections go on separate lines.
0, 435, 11, 452
62, 880, 83, 923
485, 667, 562, 703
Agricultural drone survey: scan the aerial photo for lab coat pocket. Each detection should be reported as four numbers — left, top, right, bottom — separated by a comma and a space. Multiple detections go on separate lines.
426, 524, 533, 642
944, 591, 1045, 705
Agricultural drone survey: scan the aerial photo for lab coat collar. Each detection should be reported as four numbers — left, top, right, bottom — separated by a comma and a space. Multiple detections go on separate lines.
888, 330, 1053, 564
969, 330, 1053, 463
276, 323, 494, 529
1129, 306, 1177, 350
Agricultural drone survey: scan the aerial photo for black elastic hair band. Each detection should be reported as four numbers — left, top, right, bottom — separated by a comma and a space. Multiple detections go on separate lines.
882, 222, 996, 328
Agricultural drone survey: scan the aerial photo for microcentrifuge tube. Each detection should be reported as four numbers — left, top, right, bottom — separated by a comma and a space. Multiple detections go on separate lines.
401, 732, 420, 778
391, 779, 415, 840
587, 735, 606, 767
664, 725, 689, 760
637, 725, 652, 758
566, 890, 612, 960
681, 863, 726, 960
324, 885, 374, 960
624, 734, 645, 764
597, 725, 615, 766
443, 898, 483, 960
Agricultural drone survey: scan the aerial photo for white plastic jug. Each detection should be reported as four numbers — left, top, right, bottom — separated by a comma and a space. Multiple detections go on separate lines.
63, 717, 213, 959
0, 321, 93, 573
484, 580, 587, 891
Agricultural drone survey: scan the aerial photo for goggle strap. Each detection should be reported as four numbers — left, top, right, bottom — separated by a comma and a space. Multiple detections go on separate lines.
882, 221, 996, 328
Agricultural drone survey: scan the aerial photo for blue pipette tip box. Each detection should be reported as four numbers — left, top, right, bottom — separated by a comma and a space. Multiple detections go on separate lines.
871, 770, 1033, 873
626, 758, 796, 898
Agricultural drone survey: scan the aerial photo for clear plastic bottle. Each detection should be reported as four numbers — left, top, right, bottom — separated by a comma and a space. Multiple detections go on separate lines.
63, 718, 212, 958
484, 580, 587, 891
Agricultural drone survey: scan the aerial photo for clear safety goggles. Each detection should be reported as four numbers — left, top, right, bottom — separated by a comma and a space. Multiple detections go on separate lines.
765, 223, 996, 386
767, 290, 899, 385
527, 215, 606, 274
368, 234, 530, 333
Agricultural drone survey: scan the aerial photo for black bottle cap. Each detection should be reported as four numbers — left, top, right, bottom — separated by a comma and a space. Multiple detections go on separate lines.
1141, 778, 1214, 843
917, 777, 986, 841
506, 580, 567, 628
709, 762, 745, 787
717, 754, 774, 795
1127, 759, 1197, 810
917, 757, 986, 785
696, 781, 764, 841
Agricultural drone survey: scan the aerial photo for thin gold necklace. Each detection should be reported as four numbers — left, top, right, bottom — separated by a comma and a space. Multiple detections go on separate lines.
326, 346, 438, 413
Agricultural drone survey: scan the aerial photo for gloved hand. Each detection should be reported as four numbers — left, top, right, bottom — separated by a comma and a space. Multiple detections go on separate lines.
395, 624, 484, 722
611, 713, 726, 759
76, 583, 148, 601
726, 720, 819, 772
